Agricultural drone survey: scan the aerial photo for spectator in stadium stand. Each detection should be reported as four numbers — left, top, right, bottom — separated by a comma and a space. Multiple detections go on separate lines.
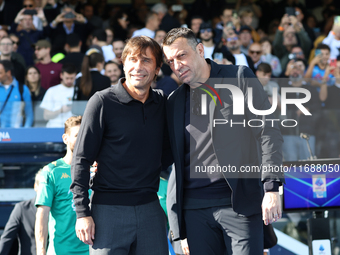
40, 63, 77, 128
0, 169, 42, 255
272, 14, 312, 70
224, 26, 256, 72
132, 11, 160, 39
106, 10, 129, 42
104, 61, 121, 86
90, 29, 115, 62
0, 60, 33, 128
9, 12, 48, 66
19, 0, 47, 31
34, 39, 62, 90
58, 33, 84, 73
151, 3, 181, 33
190, 15, 203, 38
49, 6, 93, 54
238, 9, 260, 42
259, 37, 282, 77
248, 42, 263, 70
238, 25, 255, 55
111, 38, 125, 65
198, 22, 216, 60
80, 3, 103, 29
5, 33, 27, 69
281, 45, 306, 77
73, 49, 110, 101
35, 116, 89, 255
0, 36, 26, 84
26, 66, 46, 101
319, 55, 340, 109
304, 43, 334, 89
105, 28, 114, 45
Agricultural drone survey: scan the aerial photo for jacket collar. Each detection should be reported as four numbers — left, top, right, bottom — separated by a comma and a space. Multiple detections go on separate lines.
112, 78, 158, 104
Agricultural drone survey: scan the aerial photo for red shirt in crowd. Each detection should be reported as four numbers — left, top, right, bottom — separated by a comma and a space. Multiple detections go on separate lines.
35, 62, 62, 90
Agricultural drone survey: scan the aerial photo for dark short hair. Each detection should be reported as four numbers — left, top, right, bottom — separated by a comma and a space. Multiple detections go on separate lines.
316, 43, 330, 51
61, 63, 77, 74
259, 37, 272, 44
66, 33, 81, 48
257, 63, 272, 73
104, 60, 120, 69
64, 116, 82, 134
294, 58, 307, 67
121, 36, 163, 69
92, 29, 107, 42
220, 4, 235, 16
163, 27, 198, 51
190, 15, 203, 23
112, 38, 125, 44
0, 60, 14, 75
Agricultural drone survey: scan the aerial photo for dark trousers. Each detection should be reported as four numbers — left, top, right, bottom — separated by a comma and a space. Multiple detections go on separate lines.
184, 206, 263, 255
90, 199, 168, 255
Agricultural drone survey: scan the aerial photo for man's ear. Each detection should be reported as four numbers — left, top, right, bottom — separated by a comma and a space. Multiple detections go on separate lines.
196, 43, 205, 58
62, 133, 68, 146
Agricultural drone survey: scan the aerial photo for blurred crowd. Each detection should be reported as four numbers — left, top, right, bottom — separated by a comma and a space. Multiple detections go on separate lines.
0, 0, 340, 161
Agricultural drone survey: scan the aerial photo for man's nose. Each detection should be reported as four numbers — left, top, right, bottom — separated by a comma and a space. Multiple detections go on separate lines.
174, 59, 182, 71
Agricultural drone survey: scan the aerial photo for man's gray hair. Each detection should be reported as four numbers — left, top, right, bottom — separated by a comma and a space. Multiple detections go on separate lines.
151, 3, 168, 14
163, 27, 198, 51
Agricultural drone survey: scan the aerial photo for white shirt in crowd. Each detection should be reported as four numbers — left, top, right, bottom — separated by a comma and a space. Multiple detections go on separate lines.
234, 53, 249, 67
203, 45, 215, 60
40, 84, 74, 128
132, 28, 155, 39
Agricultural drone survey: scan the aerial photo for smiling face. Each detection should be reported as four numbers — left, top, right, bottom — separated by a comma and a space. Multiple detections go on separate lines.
163, 37, 205, 85
123, 47, 160, 91
112, 40, 125, 59
320, 49, 330, 65
105, 62, 121, 84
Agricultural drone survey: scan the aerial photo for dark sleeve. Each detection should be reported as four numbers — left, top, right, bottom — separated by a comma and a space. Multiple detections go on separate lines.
161, 109, 174, 176
0, 203, 22, 255
70, 93, 106, 218
238, 66, 284, 184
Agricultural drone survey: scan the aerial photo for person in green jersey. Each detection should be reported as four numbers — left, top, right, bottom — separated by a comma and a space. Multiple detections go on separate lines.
35, 116, 89, 255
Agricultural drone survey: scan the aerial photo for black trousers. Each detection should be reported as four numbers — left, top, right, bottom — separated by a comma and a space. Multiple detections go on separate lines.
184, 206, 263, 255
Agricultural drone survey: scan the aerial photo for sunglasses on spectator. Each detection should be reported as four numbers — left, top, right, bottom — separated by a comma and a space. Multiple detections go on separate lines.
12, 40, 20, 45
226, 36, 238, 42
249, 50, 261, 55
200, 28, 212, 34
24, 4, 33, 8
